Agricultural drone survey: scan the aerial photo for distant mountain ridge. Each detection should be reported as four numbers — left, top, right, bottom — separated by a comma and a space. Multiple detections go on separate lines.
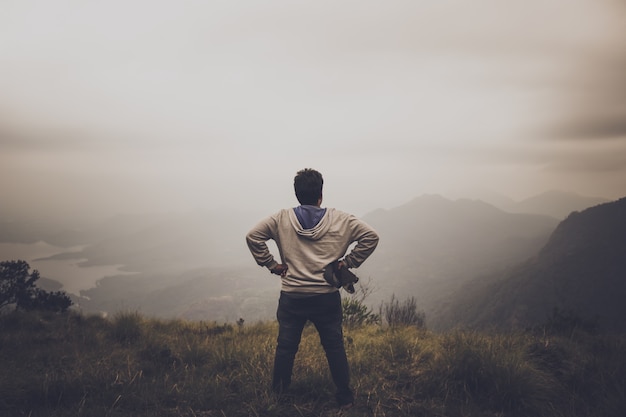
358, 194, 560, 318
435, 196, 626, 332
485, 190, 610, 219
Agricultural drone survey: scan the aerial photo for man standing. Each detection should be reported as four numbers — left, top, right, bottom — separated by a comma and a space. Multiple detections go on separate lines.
245, 168, 379, 409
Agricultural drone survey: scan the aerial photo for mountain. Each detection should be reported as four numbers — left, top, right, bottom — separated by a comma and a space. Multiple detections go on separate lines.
435, 197, 626, 332
357, 195, 559, 318
493, 190, 610, 219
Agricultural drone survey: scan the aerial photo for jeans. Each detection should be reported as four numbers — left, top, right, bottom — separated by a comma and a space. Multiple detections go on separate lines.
273, 291, 353, 406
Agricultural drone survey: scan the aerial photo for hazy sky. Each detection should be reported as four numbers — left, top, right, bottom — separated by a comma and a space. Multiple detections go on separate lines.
2, 0, 625, 219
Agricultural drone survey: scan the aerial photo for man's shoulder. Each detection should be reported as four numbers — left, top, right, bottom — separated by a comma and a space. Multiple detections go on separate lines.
265, 208, 293, 217
253, 209, 292, 225
326, 208, 359, 222
329, 207, 357, 216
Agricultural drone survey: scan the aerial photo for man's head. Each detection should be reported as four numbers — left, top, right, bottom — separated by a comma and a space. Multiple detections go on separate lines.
294, 168, 323, 206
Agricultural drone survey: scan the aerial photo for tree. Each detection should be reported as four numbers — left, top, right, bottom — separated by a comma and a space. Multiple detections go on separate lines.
0, 260, 72, 312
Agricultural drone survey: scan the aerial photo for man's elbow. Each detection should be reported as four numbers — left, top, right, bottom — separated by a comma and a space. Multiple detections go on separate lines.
368, 230, 380, 248
245, 230, 260, 246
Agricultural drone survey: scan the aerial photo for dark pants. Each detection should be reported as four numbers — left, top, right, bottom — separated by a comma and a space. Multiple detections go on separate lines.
273, 291, 353, 406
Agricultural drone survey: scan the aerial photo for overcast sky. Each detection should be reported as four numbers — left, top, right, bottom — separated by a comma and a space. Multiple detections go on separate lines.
1, 0, 625, 220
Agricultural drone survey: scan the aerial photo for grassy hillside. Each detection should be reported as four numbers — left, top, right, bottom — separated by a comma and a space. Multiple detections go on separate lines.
1, 311, 624, 417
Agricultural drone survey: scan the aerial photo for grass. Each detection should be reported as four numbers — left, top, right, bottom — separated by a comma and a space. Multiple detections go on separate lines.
1, 310, 625, 416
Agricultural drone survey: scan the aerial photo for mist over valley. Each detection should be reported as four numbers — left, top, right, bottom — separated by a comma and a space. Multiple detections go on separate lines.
2, 189, 620, 331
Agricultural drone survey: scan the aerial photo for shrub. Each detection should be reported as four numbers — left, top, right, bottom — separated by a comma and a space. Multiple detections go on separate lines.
110, 311, 143, 344
342, 297, 380, 327
542, 307, 599, 337
423, 331, 561, 416
379, 294, 426, 329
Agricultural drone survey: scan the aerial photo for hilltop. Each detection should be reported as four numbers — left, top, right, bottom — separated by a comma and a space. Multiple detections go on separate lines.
1, 310, 625, 417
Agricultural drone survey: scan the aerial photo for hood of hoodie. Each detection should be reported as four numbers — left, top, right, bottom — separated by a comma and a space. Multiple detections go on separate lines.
288, 207, 333, 240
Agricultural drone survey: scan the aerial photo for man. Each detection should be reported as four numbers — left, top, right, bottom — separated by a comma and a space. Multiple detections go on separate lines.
245, 168, 379, 409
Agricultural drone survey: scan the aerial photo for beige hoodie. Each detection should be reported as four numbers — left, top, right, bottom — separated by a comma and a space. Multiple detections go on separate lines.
246, 208, 379, 294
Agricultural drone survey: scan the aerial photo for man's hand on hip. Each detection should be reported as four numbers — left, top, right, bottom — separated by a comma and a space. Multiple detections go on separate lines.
270, 264, 288, 277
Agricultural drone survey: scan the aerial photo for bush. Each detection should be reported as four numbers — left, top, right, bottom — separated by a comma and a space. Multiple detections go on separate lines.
379, 294, 426, 329
542, 307, 599, 337
110, 311, 143, 344
423, 331, 561, 416
342, 297, 380, 327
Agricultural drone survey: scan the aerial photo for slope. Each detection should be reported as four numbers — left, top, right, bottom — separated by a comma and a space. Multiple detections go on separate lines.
358, 194, 559, 319
437, 197, 626, 332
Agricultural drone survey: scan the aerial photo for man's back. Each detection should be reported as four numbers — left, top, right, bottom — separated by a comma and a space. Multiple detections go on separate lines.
246, 207, 378, 293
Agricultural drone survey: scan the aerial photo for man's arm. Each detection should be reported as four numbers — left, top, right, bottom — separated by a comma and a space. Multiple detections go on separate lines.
246, 216, 278, 270
245, 215, 287, 276
342, 217, 379, 269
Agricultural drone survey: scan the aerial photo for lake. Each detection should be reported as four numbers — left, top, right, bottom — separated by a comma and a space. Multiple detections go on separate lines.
0, 241, 133, 296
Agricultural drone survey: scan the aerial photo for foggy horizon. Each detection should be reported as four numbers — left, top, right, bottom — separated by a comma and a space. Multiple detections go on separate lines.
2, 1, 625, 221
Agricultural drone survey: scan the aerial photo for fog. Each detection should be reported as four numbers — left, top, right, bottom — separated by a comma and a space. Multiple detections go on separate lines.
2, 0, 625, 221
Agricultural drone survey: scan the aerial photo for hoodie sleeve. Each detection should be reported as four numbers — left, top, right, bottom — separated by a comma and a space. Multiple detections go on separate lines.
342, 216, 379, 269
245, 215, 279, 271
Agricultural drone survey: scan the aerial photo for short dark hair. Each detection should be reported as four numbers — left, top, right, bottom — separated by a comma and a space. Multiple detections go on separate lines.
294, 168, 323, 205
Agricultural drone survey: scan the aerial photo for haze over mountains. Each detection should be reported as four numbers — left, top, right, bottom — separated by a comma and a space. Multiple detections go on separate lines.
436, 196, 626, 332
478, 190, 610, 219
0, 190, 620, 331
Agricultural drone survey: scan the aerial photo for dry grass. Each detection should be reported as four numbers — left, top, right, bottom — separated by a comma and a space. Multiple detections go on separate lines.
1, 310, 624, 417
